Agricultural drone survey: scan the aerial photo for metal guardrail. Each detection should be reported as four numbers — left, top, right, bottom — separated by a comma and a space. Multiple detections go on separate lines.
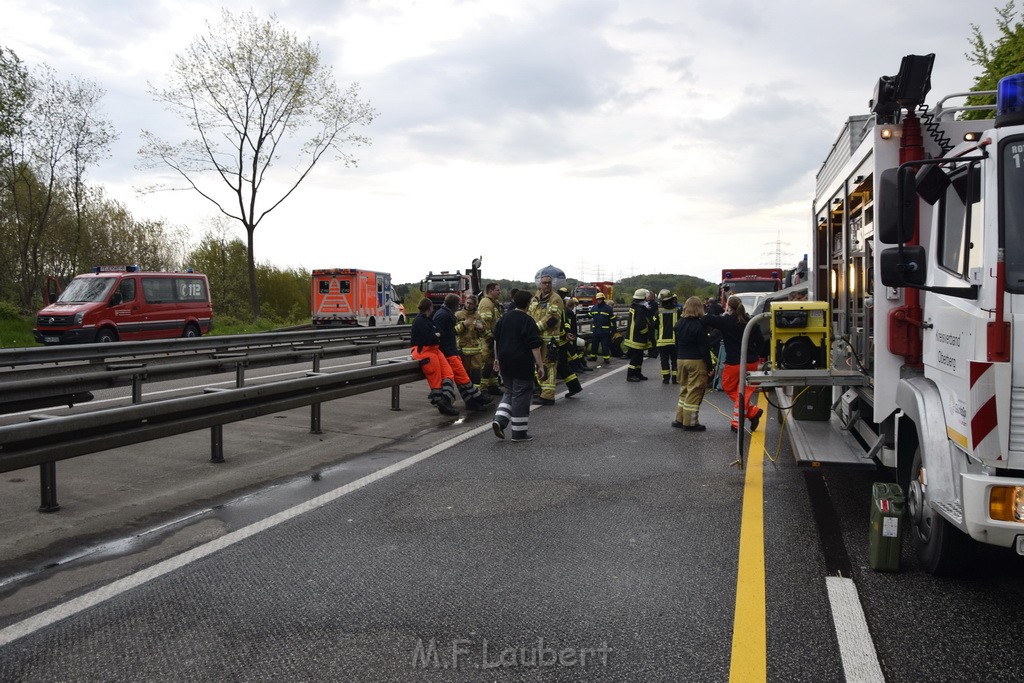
0, 328, 411, 414
0, 359, 425, 512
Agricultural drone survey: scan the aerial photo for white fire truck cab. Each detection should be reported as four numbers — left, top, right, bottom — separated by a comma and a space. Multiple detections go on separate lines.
777, 54, 1024, 574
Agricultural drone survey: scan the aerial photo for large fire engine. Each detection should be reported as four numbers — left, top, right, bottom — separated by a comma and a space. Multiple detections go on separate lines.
421, 257, 482, 310
572, 281, 615, 313
767, 54, 1024, 574
720, 268, 783, 304
311, 268, 405, 327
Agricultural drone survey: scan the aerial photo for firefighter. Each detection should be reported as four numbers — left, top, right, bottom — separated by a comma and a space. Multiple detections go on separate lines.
587, 292, 615, 364
561, 294, 590, 374
409, 298, 459, 416
655, 289, 681, 384
528, 272, 581, 404
624, 289, 652, 382
433, 294, 493, 411
455, 294, 486, 390
477, 282, 503, 395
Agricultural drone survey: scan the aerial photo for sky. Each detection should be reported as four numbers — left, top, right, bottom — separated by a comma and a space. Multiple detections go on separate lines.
1, 0, 1005, 286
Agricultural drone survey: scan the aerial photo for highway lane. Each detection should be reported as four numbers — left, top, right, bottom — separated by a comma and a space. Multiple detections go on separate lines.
1, 359, 1022, 680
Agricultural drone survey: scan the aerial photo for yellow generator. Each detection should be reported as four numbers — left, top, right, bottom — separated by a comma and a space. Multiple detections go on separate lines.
770, 301, 830, 370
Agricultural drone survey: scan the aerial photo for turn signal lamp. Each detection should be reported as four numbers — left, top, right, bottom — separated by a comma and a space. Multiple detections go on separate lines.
989, 486, 1024, 522
996, 72, 1024, 128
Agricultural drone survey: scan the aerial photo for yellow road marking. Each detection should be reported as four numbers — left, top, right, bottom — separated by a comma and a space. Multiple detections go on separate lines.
729, 394, 768, 682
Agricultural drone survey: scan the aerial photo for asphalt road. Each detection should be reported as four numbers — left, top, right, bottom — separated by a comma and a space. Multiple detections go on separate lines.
1, 354, 1022, 681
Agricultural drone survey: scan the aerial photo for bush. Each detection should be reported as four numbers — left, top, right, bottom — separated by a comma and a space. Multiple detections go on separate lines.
0, 301, 23, 321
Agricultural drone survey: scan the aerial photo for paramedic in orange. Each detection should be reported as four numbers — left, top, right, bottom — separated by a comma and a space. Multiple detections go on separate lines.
410, 298, 459, 416
702, 295, 765, 432
434, 293, 493, 411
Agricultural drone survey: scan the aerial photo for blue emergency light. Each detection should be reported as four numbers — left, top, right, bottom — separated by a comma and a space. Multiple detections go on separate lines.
996, 72, 1024, 128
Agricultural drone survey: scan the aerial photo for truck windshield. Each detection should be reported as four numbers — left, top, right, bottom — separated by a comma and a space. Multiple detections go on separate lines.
1004, 138, 1024, 293
728, 281, 778, 294
575, 286, 597, 297
57, 277, 117, 303
427, 279, 461, 292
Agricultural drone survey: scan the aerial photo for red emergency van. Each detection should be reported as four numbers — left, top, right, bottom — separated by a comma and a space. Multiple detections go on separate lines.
33, 266, 213, 344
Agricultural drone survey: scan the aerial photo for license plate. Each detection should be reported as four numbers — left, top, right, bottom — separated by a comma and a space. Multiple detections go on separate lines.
44, 336, 59, 343
1017, 536, 1024, 556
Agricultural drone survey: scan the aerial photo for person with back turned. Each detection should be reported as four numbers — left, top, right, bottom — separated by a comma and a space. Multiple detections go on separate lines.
492, 289, 546, 442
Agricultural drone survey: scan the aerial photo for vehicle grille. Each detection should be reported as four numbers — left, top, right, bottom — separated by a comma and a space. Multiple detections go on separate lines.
1009, 384, 1024, 454
36, 315, 74, 326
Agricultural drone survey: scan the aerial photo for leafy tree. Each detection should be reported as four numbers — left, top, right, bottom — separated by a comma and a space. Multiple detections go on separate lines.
0, 65, 115, 309
964, 2, 1024, 119
186, 225, 252, 320
140, 9, 376, 320
257, 264, 309, 322
0, 45, 29, 145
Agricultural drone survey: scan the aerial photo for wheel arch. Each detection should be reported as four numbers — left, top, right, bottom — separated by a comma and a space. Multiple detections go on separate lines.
896, 376, 962, 520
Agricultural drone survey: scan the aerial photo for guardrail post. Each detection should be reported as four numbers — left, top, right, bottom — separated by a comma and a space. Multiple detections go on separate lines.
29, 414, 60, 512
391, 386, 401, 411
108, 362, 147, 404
305, 349, 324, 434
203, 387, 229, 463
236, 363, 245, 388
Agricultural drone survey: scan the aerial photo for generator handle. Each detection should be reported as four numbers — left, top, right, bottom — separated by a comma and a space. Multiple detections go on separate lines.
736, 312, 770, 469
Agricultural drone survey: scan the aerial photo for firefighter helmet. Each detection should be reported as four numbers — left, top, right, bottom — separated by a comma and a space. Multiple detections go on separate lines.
595, 292, 606, 299
633, 288, 647, 300
659, 289, 673, 301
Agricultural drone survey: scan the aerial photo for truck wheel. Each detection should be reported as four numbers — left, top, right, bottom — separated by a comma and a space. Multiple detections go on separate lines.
94, 328, 117, 344
907, 447, 973, 576
398, 315, 406, 325
368, 317, 376, 327
182, 323, 201, 338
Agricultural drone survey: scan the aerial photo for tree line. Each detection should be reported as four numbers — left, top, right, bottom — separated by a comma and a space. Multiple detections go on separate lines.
2, 5, 1020, 321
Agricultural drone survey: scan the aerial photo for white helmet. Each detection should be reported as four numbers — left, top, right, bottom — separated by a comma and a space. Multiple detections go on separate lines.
633, 288, 647, 300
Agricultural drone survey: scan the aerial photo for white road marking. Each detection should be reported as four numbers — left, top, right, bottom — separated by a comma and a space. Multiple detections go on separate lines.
0, 362, 624, 647
825, 575, 885, 682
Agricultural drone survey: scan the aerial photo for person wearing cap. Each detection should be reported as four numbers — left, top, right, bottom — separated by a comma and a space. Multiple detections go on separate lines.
587, 291, 616, 364
623, 288, 652, 382
655, 289, 681, 383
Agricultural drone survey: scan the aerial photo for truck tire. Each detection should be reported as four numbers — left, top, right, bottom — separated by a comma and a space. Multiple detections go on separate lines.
94, 328, 118, 344
908, 447, 973, 576
398, 315, 406, 325
182, 323, 201, 338
368, 317, 376, 327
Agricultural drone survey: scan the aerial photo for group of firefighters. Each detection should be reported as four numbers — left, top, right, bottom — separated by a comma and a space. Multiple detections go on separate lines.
410, 270, 764, 436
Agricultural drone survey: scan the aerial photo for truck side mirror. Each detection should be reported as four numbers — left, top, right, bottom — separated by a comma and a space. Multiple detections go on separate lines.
48, 293, 57, 304
877, 167, 916, 244
879, 246, 927, 287
110, 292, 123, 306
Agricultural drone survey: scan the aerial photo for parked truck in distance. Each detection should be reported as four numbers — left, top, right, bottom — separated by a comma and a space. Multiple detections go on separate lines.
720, 268, 783, 304
421, 257, 482, 310
573, 281, 615, 313
311, 268, 405, 327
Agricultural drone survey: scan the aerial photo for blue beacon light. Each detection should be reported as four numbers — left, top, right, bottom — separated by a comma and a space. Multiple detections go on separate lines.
996, 72, 1024, 128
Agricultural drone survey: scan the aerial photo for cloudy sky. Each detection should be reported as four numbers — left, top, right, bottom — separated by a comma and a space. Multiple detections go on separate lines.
2, 0, 1004, 285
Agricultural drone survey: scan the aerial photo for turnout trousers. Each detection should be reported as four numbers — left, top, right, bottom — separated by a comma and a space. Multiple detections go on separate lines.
675, 359, 708, 426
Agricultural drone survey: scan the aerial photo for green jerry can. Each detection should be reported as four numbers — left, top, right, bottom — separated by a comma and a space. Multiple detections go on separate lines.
868, 482, 905, 572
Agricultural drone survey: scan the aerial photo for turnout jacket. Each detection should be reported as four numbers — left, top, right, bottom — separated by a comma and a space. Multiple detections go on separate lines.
674, 316, 713, 370
622, 302, 651, 350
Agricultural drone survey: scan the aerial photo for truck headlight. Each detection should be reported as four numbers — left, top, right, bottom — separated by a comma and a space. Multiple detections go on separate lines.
989, 486, 1024, 522
73, 312, 85, 325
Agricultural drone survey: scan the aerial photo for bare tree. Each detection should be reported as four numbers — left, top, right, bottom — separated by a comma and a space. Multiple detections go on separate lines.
140, 9, 376, 319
